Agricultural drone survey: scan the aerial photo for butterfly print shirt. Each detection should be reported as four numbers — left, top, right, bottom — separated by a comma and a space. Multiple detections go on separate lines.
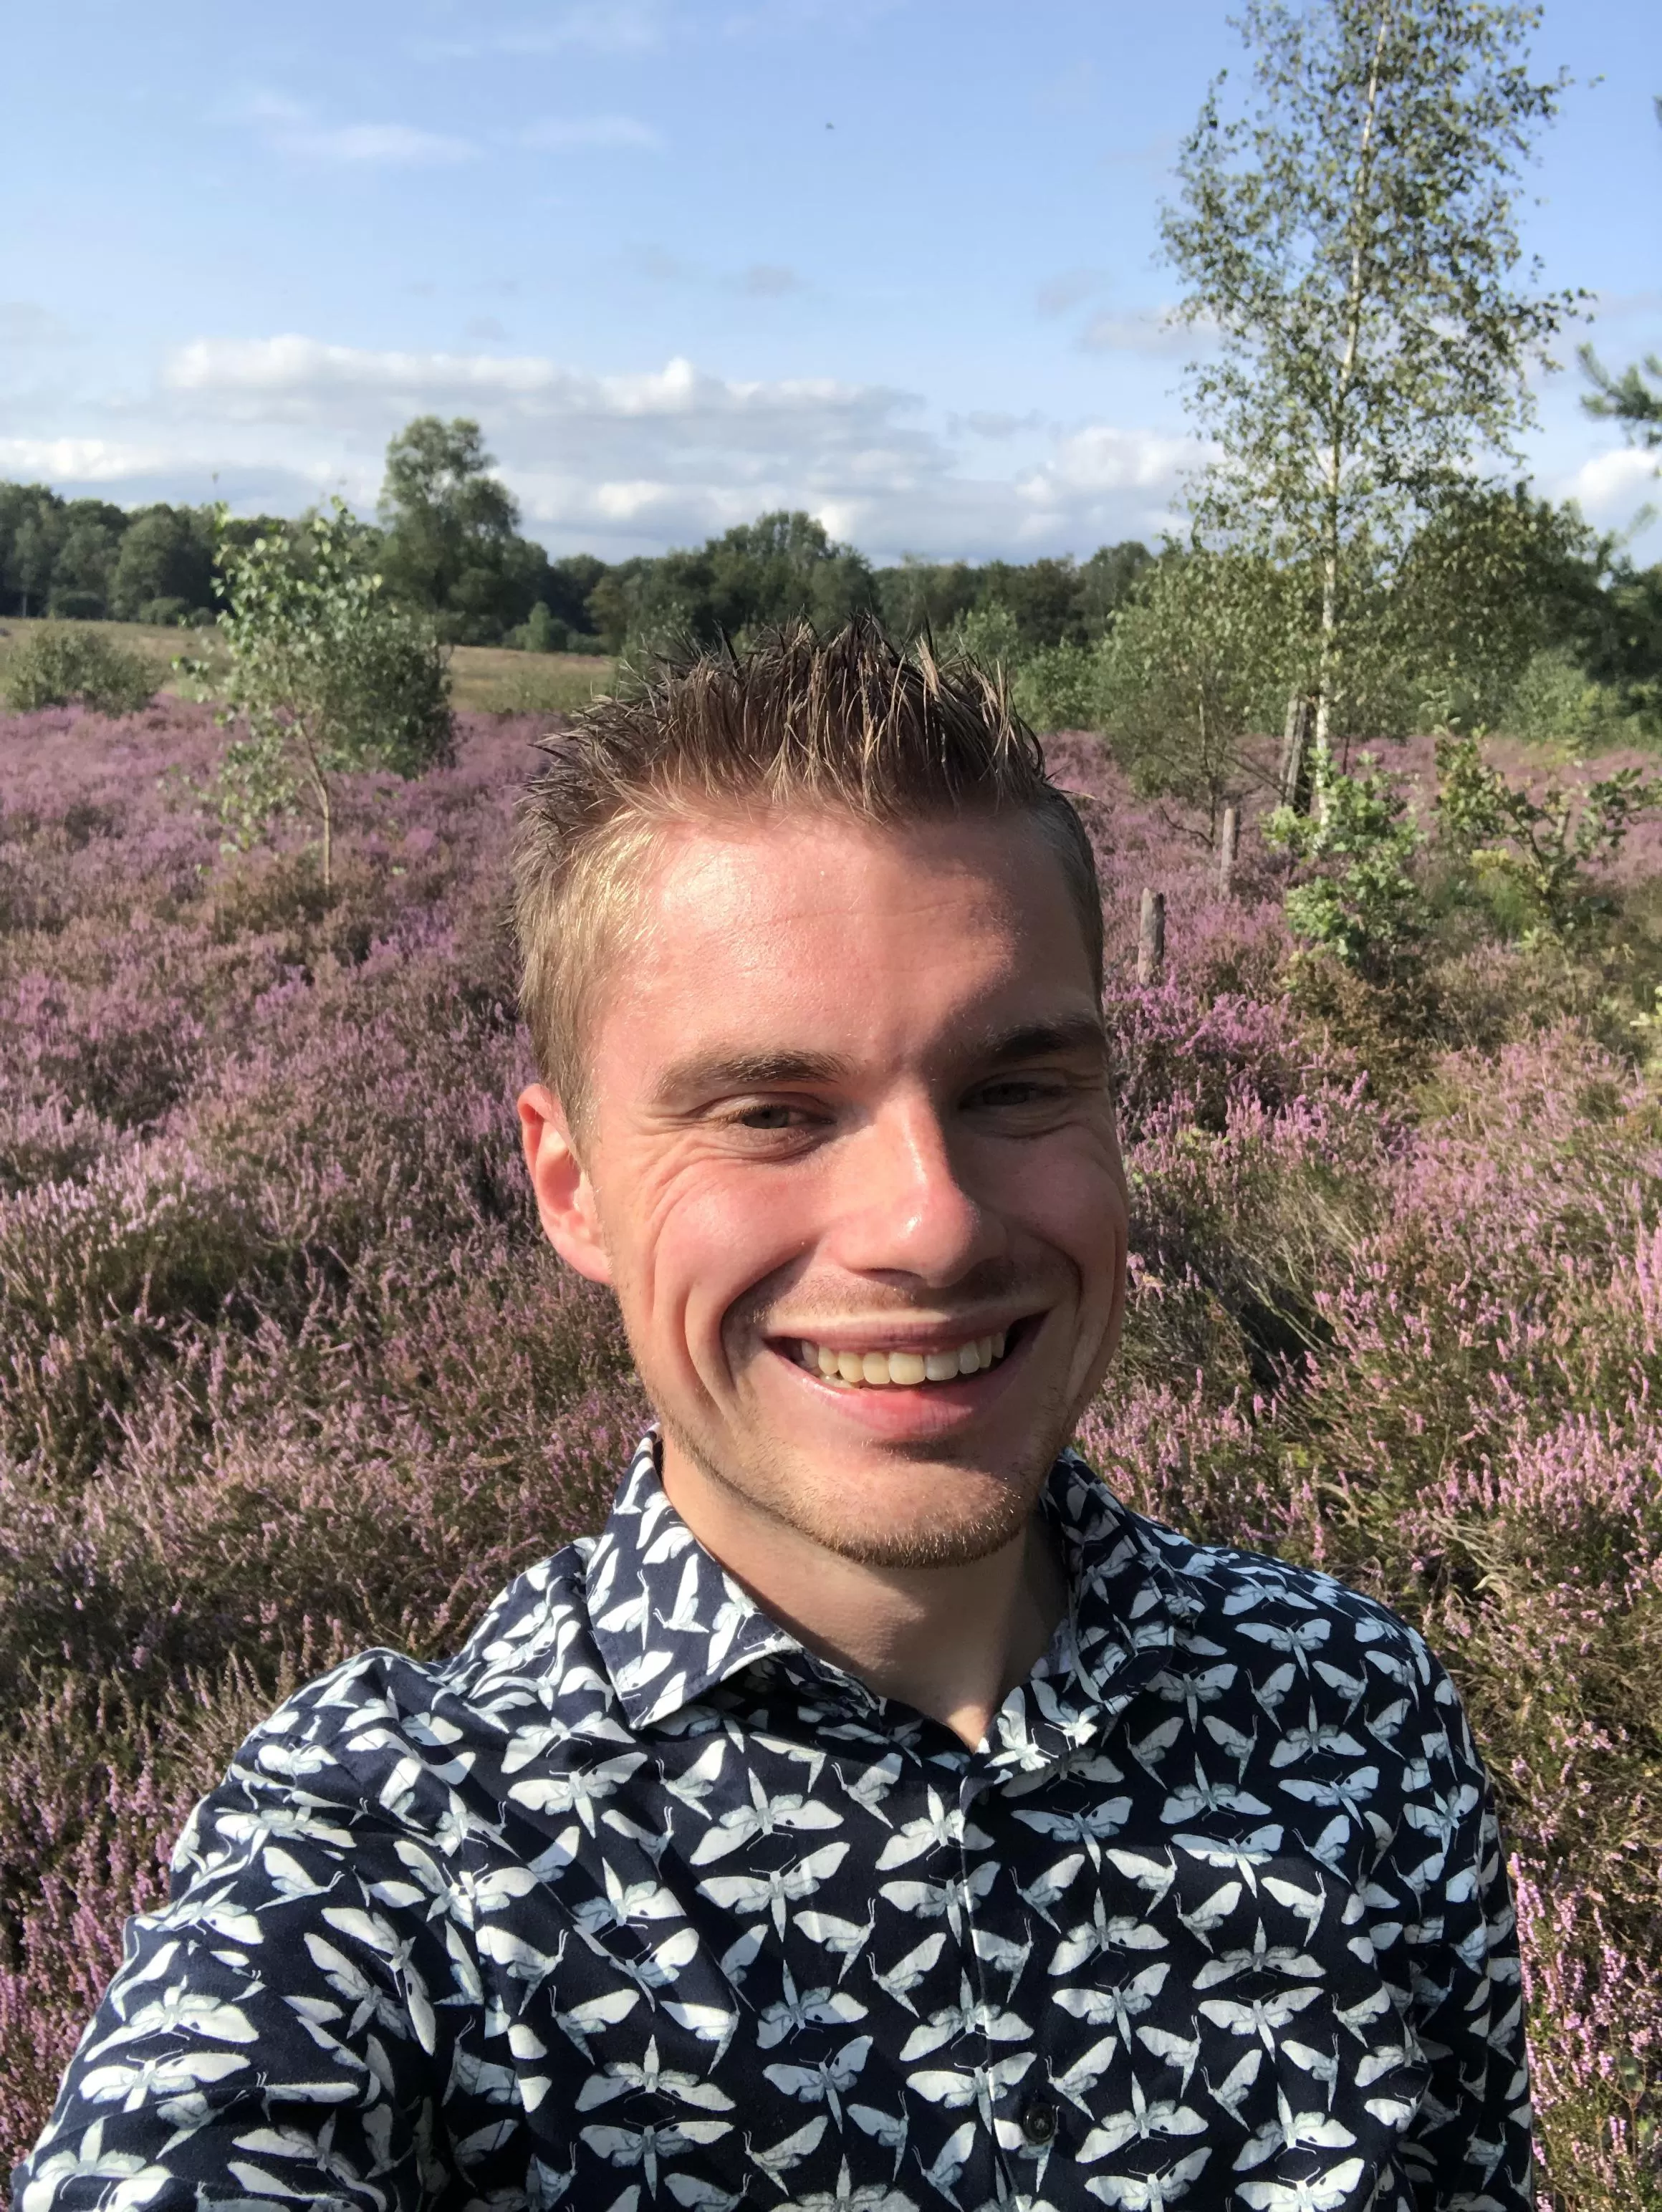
17, 1438, 1532, 2212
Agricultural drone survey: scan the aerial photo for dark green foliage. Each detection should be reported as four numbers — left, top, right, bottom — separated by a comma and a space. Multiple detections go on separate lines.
0, 486, 225, 624
546, 553, 607, 638
376, 416, 554, 645
109, 507, 216, 623
588, 511, 877, 655
0, 484, 61, 617
48, 510, 123, 619
1582, 562, 1662, 731
874, 542, 1151, 652
1, 624, 157, 715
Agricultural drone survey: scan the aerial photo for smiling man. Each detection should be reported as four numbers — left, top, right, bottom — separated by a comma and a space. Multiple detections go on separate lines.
19, 622, 1531, 2212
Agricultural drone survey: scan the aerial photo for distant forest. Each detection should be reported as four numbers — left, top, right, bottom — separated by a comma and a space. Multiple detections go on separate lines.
0, 440, 1154, 660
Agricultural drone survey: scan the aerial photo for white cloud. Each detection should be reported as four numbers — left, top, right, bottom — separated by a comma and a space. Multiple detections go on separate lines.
1557, 443, 1660, 522
519, 114, 663, 151
244, 94, 474, 167
21, 332, 1192, 562
0, 436, 178, 481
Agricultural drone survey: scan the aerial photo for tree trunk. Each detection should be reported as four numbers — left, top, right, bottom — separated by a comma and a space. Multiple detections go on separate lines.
1315, 553, 1338, 766
1218, 806, 1239, 897
1137, 889, 1166, 985
1278, 693, 1313, 810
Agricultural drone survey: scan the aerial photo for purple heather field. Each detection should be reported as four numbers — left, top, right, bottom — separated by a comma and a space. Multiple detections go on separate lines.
1, 701, 1659, 2204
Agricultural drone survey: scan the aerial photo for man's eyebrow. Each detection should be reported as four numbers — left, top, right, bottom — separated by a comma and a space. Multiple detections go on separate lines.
651, 1047, 858, 1102
977, 1015, 1110, 1068
650, 1019, 1108, 1106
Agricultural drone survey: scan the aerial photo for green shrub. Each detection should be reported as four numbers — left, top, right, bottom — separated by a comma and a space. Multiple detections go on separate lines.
1, 625, 158, 716
136, 595, 191, 627
1267, 741, 1428, 974
1502, 646, 1628, 744
48, 591, 105, 622
1434, 730, 1662, 937
1012, 639, 1103, 732
510, 601, 570, 653
1097, 546, 1300, 840
941, 602, 1023, 669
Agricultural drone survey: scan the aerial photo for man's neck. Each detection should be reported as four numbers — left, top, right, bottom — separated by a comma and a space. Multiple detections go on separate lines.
658, 1441, 1067, 1750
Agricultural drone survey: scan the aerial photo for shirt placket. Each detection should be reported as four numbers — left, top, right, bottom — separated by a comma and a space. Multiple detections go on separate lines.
951, 1712, 1092, 2211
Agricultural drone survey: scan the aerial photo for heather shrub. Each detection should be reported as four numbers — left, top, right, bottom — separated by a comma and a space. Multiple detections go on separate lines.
1, 625, 156, 716
1, 701, 1660, 2206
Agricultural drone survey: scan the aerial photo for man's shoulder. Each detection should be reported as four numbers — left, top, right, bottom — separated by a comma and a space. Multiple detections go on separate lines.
198, 1533, 620, 1847
1068, 1457, 1444, 1703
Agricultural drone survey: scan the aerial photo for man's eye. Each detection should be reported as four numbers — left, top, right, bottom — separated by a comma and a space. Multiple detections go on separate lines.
734, 1103, 804, 1130
974, 1079, 1064, 1110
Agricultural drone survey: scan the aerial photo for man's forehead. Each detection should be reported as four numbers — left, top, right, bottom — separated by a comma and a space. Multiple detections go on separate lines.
647, 802, 1055, 896
583, 804, 1102, 1096
629, 806, 1073, 957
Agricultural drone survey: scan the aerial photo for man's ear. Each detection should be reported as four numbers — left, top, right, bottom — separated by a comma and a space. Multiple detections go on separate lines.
517, 1084, 613, 1284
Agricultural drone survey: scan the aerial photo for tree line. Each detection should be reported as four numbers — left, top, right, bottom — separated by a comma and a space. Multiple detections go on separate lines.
0, 428, 1156, 660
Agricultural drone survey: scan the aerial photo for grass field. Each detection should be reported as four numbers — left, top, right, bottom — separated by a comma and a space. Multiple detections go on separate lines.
0, 615, 615, 718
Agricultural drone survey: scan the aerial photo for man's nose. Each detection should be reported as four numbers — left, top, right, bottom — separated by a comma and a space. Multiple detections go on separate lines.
825, 1098, 1006, 1284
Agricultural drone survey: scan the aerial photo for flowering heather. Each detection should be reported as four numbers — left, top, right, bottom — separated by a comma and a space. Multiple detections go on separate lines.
1, 705, 1660, 2206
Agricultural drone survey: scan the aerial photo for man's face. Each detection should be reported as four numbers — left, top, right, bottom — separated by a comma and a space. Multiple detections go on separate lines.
522, 808, 1128, 1569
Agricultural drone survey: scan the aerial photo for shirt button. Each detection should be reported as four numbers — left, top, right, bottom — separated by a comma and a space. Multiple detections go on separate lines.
1020, 2100, 1058, 2147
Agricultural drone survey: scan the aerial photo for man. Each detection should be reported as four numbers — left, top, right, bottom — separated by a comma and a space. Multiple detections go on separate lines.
19, 621, 1530, 2212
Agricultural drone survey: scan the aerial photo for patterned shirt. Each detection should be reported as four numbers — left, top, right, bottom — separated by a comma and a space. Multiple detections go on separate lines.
17, 1439, 1532, 2212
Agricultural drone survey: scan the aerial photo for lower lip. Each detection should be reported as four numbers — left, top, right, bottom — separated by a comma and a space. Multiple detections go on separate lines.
766, 1326, 1038, 1438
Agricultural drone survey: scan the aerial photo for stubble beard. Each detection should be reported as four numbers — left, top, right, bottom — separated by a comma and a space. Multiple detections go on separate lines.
658, 1370, 1079, 1570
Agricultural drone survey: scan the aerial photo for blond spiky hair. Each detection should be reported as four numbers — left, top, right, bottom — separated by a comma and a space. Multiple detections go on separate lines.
512, 615, 1103, 1129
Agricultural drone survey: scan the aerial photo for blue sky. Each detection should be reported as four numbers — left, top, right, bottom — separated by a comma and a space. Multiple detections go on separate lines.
2, 0, 1658, 564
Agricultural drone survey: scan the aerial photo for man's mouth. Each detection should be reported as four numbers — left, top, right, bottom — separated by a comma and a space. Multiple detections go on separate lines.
787, 1327, 1014, 1390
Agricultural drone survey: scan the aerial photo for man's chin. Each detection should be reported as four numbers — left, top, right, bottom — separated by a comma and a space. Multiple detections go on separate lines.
659, 1385, 1076, 1572
739, 1445, 1048, 1570
803, 1500, 1034, 1571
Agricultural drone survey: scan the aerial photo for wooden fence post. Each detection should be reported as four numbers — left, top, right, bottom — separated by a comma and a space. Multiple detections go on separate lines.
1218, 805, 1239, 897
1277, 692, 1313, 809
1137, 888, 1166, 985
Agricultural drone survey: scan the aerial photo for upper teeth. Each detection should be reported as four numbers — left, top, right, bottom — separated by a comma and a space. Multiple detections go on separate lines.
797, 1332, 1009, 1387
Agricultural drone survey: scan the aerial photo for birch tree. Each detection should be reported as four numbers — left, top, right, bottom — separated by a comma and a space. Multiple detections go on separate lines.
215, 502, 453, 888
1161, 0, 1580, 750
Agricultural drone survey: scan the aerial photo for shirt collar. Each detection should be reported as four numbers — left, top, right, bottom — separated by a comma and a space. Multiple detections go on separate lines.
586, 1434, 1181, 1744
586, 1436, 802, 1729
